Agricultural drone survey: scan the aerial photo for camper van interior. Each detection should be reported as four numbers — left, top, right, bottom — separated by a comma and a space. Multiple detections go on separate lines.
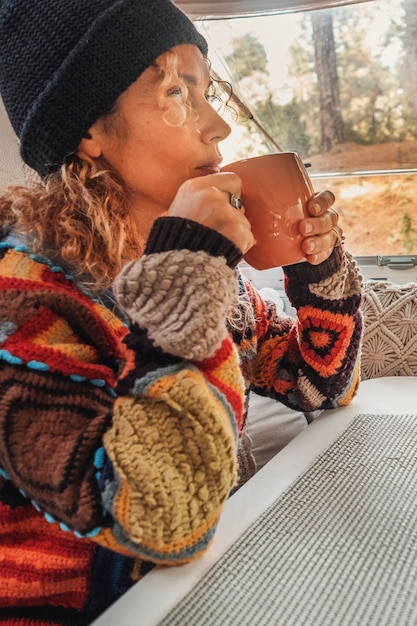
2, 0, 417, 288
1, 0, 416, 490
1, 2, 417, 624
4, 3, 413, 355
168, 0, 417, 405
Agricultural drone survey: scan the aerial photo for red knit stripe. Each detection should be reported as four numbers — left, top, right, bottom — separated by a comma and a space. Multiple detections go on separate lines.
2, 557, 91, 581
0, 272, 127, 347
0, 617, 58, 626
0, 503, 94, 609
2, 337, 117, 390
203, 371, 244, 430
0, 271, 94, 303
0, 563, 91, 607
195, 334, 235, 368
2, 337, 117, 385
195, 337, 244, 430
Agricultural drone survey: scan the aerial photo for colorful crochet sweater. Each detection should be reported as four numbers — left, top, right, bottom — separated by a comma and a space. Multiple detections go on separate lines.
0, 216, 362, 625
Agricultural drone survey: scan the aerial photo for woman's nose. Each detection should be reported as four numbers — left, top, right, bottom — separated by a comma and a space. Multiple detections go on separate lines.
200, 104, 231, 144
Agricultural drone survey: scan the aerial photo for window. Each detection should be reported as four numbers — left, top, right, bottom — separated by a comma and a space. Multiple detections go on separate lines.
196, 0, 417, 264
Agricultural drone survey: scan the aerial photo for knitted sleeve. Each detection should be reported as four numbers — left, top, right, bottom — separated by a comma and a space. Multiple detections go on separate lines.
0, 219, 245, 565
101, 221, 245, 563
233, 246, 363, 413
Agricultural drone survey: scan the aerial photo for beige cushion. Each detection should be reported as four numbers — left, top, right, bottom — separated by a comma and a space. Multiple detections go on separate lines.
361, 280, 417, 379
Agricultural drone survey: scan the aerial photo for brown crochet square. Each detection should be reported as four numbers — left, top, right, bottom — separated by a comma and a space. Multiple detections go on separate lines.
361, 280, 417, 379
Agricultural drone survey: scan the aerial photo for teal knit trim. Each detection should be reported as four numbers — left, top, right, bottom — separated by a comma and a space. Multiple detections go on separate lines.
0, 239, 100, 302
0, 347, 116, 397
0, 467, 10, 479
43, 510, 102, 538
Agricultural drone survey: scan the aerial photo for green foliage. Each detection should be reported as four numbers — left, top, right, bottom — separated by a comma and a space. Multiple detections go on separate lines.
253, 96, 311, 156
225, 33, 268, 79
206, 0, 416, 157
400, 210, 417, 252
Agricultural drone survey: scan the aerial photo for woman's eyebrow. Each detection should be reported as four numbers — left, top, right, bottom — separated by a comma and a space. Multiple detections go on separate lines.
179, 73, 212, 90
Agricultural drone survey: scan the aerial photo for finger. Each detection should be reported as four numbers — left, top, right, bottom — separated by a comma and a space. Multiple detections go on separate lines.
299, 206, 339, 237
232, 223, 256, 254
201, 171, 243, 197
302, 226, 344, 263
307, 189, 336, 216
211, 173, 247, 215
170, 175, 254, 253
328, 207, 339, 225
228, 193, 243, 211
170, 173, 242, 218
305, 249, 333, 265
189, 172, 247, 214
331, 226, 345, 248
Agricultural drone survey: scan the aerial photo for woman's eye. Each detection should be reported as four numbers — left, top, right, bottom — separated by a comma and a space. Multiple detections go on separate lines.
205, 90, 223, 112
205, 92, 217, 103
167, 87, 183, 101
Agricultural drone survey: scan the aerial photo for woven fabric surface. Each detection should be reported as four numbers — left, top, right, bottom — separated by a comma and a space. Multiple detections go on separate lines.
159, 413, 417, 626
361, 281, 417, 379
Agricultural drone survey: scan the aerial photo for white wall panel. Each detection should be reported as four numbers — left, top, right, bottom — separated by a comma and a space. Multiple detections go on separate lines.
176, 0, 373, 19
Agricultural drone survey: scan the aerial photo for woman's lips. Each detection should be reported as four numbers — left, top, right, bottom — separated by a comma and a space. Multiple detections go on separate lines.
196, 163, 221, 175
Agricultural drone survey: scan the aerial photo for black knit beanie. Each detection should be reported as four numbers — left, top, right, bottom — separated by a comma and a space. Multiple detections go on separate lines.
0, 0, 208, 177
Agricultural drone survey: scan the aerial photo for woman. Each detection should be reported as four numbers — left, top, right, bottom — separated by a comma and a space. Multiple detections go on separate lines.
0, 0, 362, 624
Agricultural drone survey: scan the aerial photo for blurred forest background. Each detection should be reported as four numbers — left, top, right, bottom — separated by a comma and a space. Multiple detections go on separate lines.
201, 0, 417, 255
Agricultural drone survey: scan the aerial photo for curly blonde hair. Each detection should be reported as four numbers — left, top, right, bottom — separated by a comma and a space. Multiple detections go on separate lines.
0, 49, 233, 294
0, 156, 141, 292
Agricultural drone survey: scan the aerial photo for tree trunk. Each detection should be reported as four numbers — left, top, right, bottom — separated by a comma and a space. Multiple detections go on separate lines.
404, 0, 417, 130
311, 11, 346, 152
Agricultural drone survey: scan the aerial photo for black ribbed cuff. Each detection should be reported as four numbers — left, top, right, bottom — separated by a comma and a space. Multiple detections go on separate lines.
283, 245, 343, 283
144, 216, 243, 268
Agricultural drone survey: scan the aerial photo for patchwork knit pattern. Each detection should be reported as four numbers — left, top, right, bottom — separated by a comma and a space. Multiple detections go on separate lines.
0, 247, 127, 388
0, 365, 115, 533
102, 351, 239, 562
307, 249, 363, 301
0, 497, 95, 609
0, 230, 243, 621
0, 217, 362, 624
297, 305, 356, 377
234, 250, 362, 413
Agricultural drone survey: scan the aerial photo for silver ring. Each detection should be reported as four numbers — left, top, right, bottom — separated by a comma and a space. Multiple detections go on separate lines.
229, 193, 242, 210
332, 226, 345, 248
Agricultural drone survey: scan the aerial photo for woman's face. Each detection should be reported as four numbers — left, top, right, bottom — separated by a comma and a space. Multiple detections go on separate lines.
81, 44, 231, 231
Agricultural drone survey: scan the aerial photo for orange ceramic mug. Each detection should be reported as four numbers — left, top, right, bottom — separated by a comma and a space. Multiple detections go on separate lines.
221, 152, 315, 270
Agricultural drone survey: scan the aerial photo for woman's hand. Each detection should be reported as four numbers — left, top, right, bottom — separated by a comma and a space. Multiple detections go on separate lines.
168, 172, 255, 254
298, 190, 343, 265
